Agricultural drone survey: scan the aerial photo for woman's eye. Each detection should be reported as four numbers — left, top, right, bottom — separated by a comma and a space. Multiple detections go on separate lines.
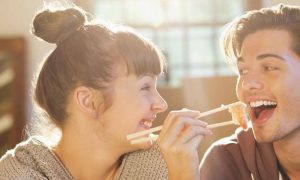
141, 85, 151, 91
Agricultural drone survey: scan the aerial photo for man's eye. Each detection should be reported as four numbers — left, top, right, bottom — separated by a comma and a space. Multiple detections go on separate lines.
238, 68, 248, 75
264, 66, 277, 71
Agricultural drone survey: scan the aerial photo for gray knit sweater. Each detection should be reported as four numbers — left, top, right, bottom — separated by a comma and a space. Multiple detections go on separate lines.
0, 137, 168, 180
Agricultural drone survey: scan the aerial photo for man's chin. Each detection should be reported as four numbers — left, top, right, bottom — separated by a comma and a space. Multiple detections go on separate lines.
253, 132, 277, 143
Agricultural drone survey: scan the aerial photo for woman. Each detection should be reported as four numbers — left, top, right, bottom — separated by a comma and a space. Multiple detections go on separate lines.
0, 5, 211, 180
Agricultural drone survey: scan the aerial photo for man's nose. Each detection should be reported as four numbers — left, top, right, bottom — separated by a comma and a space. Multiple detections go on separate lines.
242, 73, 264, 91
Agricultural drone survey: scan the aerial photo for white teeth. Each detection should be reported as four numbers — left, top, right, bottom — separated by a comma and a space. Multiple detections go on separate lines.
250, 100, 277, 107
140, 120, 152, 128
145, 121, 152, 127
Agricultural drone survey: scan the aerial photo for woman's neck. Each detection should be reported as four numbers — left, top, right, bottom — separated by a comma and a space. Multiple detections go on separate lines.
53, 127, 123, 180
273, 128, 300, 179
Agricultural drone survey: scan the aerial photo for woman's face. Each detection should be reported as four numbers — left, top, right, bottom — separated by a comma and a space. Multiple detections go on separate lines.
98, 67, 167, 152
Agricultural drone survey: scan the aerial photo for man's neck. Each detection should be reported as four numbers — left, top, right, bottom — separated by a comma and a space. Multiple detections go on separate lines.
273, 128, 300, 179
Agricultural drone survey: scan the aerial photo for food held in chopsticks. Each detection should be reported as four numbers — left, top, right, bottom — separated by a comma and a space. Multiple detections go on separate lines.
228, 102, 248, 129
128, 101, 249, 145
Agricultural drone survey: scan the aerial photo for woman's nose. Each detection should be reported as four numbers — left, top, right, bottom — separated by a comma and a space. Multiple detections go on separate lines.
152, 92, 168, 113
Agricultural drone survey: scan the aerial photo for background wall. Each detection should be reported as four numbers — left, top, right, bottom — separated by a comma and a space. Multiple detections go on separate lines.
263, 0, 300, 6
0, 0, 54, 123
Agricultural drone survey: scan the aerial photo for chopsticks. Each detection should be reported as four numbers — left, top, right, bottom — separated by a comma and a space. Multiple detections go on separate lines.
127, 101, 243, 144
130, 120, 236, 145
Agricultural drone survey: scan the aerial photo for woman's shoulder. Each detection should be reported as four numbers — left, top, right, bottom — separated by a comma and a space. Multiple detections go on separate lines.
117, 142, 168, 180
0, 136, 51, 162
0, 136, 73, 180
0, 137, 48, 179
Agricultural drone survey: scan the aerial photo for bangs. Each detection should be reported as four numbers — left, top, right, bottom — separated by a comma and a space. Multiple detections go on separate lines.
124, 44, 165, 76
114, 30, 166, 76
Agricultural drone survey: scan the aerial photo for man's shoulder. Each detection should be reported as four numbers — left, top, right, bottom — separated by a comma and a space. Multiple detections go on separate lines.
200, 127, 278, 180
199, 128, 257, 180
211, 127, 255, 147
201, 127, 256, 165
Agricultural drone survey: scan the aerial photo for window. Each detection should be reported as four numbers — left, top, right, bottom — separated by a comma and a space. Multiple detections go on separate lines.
93, 0, 244, 85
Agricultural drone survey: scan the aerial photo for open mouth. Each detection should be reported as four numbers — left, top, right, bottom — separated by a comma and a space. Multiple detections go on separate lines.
139, 119, 153, 129
249, 100, 277, 122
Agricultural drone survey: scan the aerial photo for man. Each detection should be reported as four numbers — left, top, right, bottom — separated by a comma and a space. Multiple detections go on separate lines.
200, 4, 300, 180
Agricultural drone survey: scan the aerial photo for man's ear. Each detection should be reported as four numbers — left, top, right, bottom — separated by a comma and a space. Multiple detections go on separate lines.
73, 86, 101, 118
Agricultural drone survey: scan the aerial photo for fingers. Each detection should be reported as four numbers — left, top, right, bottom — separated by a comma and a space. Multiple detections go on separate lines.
157, 108, 212, 180
175, 125, 211, 145
159, 117, 206, 145
185, 134, 204, 152
157, 108, 212, 151
164, 109, 201, 128
159, 109, 205, 140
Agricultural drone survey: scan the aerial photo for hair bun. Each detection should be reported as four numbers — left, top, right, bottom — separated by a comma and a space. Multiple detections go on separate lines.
31, 8, 86, 44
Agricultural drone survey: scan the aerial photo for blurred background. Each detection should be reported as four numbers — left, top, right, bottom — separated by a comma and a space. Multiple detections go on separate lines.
0, 0, 299, 158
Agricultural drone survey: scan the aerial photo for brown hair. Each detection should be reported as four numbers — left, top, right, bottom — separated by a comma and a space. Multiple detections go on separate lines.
221, 4, 300, 63
31, 7, 165, 129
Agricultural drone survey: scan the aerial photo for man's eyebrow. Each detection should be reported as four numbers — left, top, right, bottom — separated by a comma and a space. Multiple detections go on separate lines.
257, 53, 286, 61
237, 53, 286, 63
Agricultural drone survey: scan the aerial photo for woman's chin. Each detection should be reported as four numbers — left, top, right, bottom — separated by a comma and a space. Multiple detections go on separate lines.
131, 141, 153, 150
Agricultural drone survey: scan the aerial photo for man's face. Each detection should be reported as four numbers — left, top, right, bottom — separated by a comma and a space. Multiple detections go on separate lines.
236, 29, 300, 142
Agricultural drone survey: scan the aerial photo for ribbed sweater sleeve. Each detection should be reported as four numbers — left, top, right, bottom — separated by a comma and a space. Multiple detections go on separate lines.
0, 137, 73, 180
117, 142, 168, 180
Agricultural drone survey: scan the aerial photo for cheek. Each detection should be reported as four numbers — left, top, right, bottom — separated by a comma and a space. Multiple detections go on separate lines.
131, 94, 147, 107
277, 74, 300, 103
279, 62, 300, 95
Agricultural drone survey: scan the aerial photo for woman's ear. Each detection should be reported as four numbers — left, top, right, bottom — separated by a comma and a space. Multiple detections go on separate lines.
74, 86, 102, 118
